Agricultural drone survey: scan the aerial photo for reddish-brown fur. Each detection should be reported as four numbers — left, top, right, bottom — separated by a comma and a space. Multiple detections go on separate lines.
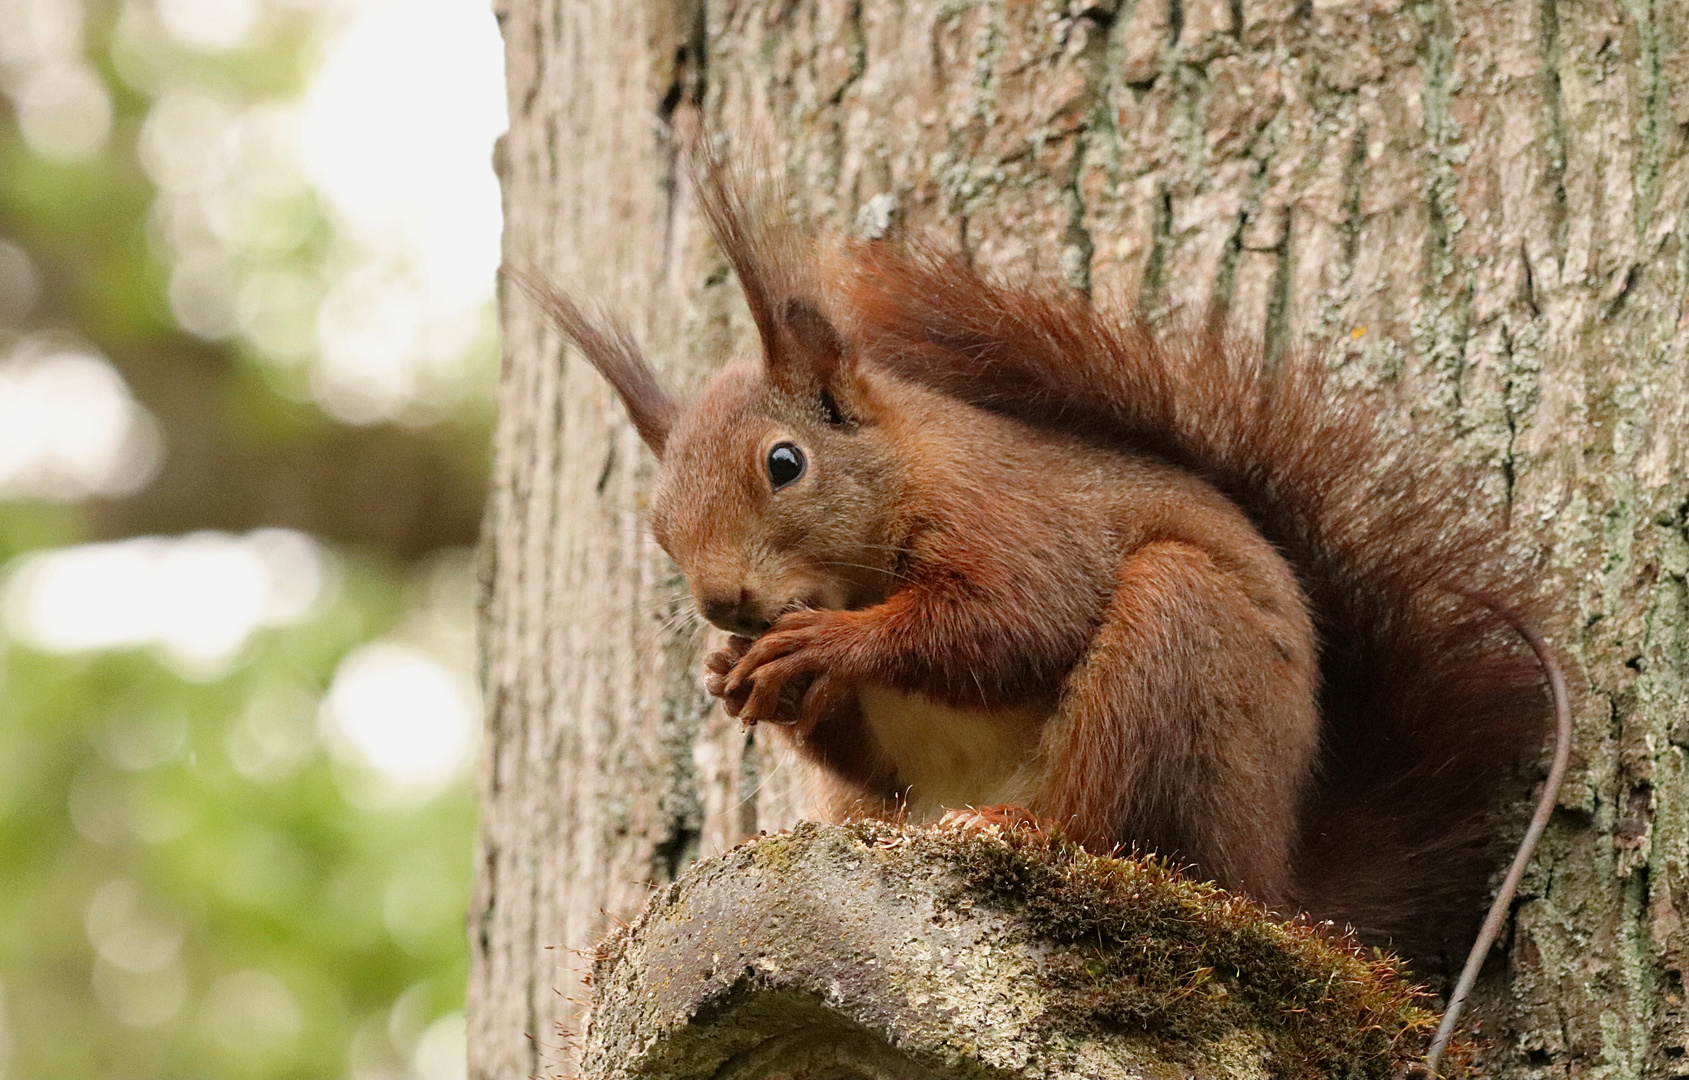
509, 158, 1551, 965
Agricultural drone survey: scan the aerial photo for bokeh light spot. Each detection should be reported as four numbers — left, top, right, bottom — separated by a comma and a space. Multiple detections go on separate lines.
102, 711, 188, 770
227, 686, 320, 783
0, 343, 163, 501
16, 61, 111, 161
412, 1012, 467, 1080
154, 0, 260, 52
138, 87, 240, 194
320, 641, 479, 798
203, 970, 303, 1054
85, 879, 183, 974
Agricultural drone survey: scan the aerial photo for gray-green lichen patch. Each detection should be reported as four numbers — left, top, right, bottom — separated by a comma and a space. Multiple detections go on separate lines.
580, 821, 1438, 1080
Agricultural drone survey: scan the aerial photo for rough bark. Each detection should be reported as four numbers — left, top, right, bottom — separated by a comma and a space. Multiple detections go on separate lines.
475, 0, 1689, 1077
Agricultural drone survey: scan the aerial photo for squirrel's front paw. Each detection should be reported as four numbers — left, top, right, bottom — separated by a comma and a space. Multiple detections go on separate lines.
705, 635, 812, 725
703, 635, 756, 713
721, 609, 859, 737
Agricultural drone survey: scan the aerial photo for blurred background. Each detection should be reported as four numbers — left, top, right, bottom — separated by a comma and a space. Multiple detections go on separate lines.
0, 0, 505, 1077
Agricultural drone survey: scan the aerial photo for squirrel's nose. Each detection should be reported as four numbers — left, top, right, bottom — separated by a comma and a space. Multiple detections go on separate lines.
700, 591, 772, 636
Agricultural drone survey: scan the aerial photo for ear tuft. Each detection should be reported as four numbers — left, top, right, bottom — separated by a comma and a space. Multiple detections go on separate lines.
503, 263, 678, 456
778, 297, 849, 387
689, 140, 795, 358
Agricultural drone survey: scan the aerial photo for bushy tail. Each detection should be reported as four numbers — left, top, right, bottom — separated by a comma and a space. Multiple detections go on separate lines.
828, 240, 1553, 963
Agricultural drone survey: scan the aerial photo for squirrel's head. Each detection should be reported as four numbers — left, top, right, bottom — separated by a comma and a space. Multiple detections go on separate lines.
650, 293, 907, 635
509, 268, 906, 637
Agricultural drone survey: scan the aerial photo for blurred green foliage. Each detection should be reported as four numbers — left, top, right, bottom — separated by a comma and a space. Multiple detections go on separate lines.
0, 2, 491, 1078
0, 512, 475, 1080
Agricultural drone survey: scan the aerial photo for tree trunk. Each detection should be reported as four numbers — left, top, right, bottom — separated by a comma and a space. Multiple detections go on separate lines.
473, 0, 1689, 1076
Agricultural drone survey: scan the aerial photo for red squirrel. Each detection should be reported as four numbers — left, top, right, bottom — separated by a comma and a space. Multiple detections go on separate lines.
508, 160, 1560, 969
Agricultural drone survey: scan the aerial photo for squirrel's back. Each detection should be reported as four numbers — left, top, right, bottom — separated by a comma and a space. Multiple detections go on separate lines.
828, 241, 1551, 964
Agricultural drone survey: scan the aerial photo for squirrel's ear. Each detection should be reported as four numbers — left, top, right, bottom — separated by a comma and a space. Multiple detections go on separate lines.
766, 296, 857, 416
504, 265, 678, 456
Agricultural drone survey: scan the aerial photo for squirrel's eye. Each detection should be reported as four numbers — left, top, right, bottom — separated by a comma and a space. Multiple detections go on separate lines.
767, 442, 806, 490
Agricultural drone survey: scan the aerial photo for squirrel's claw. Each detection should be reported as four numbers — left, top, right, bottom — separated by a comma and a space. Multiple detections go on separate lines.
704, 636, 754, 675
737, 653, 810, 724
939, 804, 1047, 836
704, 635, 756, 714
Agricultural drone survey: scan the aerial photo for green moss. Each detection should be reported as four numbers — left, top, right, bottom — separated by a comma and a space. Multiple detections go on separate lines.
881, 824, 1440, 1080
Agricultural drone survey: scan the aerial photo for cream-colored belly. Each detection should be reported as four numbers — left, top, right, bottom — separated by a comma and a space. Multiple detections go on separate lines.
856, 685, 1050, 822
